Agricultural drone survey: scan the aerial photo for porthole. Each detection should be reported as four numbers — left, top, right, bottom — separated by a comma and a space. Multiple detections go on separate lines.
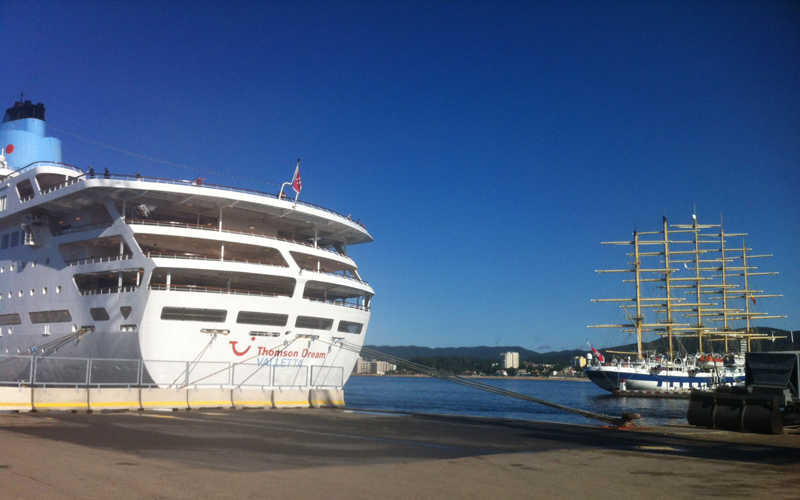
17, 290, 22, 297
42, 287, 47, 295
56, 285, 62, 294
29, 289, 35, 296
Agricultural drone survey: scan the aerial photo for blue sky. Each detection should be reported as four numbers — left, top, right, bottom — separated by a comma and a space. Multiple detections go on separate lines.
2, 1, 797, 350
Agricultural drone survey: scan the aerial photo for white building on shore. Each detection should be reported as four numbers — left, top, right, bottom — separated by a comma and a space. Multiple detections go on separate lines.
500, 352, 520, 370
354, 358, 396, 375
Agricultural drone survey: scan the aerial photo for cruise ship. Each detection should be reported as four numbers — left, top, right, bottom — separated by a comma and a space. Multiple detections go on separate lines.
0, 99, 374, 388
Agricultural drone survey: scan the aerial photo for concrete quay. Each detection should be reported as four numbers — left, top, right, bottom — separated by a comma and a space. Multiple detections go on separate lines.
0, 409, 798, 499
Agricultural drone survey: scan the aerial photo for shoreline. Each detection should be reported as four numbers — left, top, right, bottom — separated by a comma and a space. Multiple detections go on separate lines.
353, 374, 590, 382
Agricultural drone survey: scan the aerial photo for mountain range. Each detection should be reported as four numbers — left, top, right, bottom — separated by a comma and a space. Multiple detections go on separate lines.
366, 327, 798, 365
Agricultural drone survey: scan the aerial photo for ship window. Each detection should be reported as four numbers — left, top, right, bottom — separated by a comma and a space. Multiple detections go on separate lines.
337, 320, 363, 334
0, 195, 6, 211
0, 234, 7, 249
90, 308, 110, 321
120, 306, 132, 319
0, 313, 21, 326
29, 310, 73, 323
295, 315, 333, 331
10, 231, 19, 247
16, 179, 35, 200
160, 307, 227, 322
236, 311, 288, 326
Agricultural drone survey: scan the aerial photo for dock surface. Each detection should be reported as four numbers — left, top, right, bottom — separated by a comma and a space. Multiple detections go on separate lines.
1, 409, 798, 499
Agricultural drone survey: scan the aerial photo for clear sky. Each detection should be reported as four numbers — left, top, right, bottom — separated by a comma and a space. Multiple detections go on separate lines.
1, 1, 797, 350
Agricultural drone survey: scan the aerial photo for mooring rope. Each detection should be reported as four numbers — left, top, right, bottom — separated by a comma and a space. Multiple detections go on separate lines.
321, 339, 637, 427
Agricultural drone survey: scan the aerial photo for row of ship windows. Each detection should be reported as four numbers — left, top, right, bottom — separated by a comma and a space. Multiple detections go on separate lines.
0, 308, 363, 334
0, 286, 63, 299
160, 307, 363, 334
0, 258, 50, 273
0, 306, 133, 326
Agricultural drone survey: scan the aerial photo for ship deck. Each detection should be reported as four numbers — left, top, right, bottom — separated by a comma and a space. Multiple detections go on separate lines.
1, 409, 798, 499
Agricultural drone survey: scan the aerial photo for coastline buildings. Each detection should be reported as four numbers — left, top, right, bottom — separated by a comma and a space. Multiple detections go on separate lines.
354, 357, 396, 375
500, 352, 519, 370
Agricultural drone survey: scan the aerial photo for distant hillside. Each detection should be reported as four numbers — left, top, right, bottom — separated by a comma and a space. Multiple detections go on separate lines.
365, 327, 798, 366
365, 345, 585, 365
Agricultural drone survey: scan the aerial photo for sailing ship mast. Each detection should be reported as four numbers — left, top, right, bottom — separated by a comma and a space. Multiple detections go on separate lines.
590, 214, 787, 359
589, 218, 686, 360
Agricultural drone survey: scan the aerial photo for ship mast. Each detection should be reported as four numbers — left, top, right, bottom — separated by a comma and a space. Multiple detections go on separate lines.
660, 216, 675, 360
590, 219, 686, 361
590, 213, 787, 360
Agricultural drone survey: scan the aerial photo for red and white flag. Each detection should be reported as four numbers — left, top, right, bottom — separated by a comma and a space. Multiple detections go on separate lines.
591, 346, 605, 363
291, 164, 302, 194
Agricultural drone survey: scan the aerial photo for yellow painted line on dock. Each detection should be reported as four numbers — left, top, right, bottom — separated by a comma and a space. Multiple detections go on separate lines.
90, 401, 140, 407
188, 401, 232, 406
233, 400, 271, 406
636, 445, 681, 451
138, 413, 181, 420
34, 402, 89, 408
311, 400, 345, 406
273, 401, 310, 406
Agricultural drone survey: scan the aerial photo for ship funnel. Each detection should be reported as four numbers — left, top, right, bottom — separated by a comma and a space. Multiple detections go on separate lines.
0, 99, 62, 169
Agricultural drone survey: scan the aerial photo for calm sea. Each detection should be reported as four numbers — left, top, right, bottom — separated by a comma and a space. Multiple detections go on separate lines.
344, 376, 689, 426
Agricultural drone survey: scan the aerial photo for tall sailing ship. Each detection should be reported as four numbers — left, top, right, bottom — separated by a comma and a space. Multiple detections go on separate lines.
0, 99, 374, 388
585, 214, 786, 395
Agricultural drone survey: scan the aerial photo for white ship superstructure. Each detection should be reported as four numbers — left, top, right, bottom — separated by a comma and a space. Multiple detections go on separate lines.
0, 99, 374, 388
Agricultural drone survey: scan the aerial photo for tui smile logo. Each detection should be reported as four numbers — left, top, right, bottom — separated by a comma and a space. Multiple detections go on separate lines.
229, 337, 255, 357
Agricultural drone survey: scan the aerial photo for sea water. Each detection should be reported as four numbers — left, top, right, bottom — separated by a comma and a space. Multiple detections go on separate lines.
344, 376, 689, 426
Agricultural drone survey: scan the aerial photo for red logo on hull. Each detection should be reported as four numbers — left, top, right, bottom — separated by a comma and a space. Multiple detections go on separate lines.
229, 341, 252, 357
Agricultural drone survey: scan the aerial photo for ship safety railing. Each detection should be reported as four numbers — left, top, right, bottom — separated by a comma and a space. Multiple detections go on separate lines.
97, 172, 368, 231
66, 254, 133, 266
52, 222, 113, 236
127, 218, 351, 258
0, 355, 344, 389
146, 251, 288, 269
9, 163, 368, 232
39, 176, 84, 195
303, 269, 370, 286
148, 284, 290, 298
304, 297, 370, 311
80, 285, 139, 296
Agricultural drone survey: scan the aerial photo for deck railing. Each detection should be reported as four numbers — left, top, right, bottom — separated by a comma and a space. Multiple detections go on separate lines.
0, 355, 344, 388
146, 252, 289, 269
148, 284, 291, 298
8, 163, 368, 233
79, 286, 138, 296
66, 254, 133, 266
127, 218, 349, 258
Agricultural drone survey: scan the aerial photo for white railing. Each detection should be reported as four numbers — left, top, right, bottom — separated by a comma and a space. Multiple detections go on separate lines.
40, 177, 84, 195
146, 252, 288, 269
80, 286, 138, 296
67, 254, 132, 266
0, 355, 344, 388
148, 284, 290, 298
128, 218, 349, 258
